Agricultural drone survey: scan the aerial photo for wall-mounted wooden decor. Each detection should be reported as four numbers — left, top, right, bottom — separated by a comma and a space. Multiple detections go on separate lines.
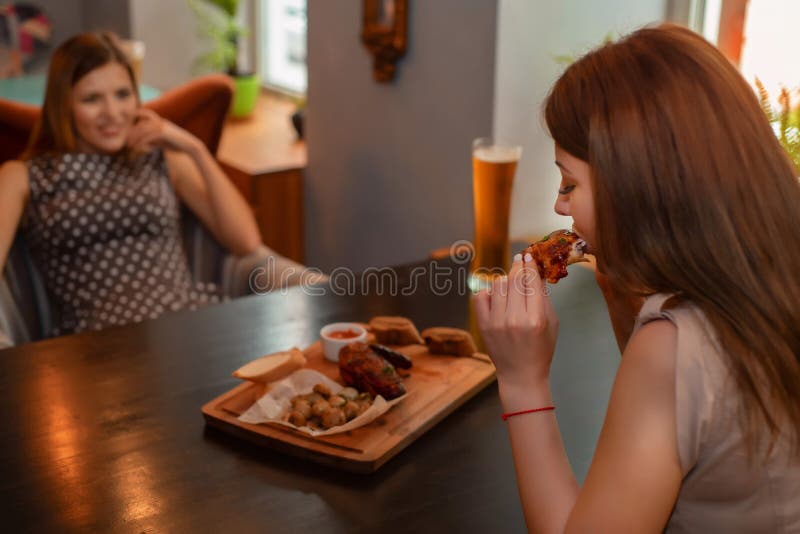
361, 0, 407, 82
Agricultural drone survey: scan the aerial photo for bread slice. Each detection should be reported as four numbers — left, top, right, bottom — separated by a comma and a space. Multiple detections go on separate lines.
355, 323, 378, 345
421, 327, 478, 357
368, 316, 424, 345
232, 348, 307, 383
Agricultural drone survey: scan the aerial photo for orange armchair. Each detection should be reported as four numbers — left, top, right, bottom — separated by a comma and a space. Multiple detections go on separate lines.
0, 98, 37, 164
145, 73, 233, 156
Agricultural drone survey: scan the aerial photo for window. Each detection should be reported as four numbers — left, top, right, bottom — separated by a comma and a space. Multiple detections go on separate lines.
685, 0, 722, 40
257, 0, 307, 95
738, 1, 800, 99
690, 0, 745, 64
695, 0, 800, 101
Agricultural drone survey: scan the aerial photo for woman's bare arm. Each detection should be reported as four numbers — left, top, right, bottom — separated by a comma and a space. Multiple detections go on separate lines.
565, 319, 682, 531
0, 161, 30, 272
126, 108, 262, 256
475, 257, 681, 532
494, 320, 682, 533
165, 147, 262, 256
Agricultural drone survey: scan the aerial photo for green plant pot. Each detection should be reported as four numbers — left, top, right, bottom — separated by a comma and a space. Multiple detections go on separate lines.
231, 73, 260, 118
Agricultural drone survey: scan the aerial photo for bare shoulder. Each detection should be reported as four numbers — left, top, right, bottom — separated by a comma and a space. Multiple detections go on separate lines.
612, 318, 678, 411
0, 160, 30, 201
622, 319, 677, 378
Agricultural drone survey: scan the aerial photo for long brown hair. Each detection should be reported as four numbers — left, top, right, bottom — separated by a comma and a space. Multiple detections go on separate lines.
545, 23, 800, 456
22, 32, 138, 159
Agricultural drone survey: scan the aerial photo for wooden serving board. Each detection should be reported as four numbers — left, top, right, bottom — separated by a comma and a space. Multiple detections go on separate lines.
202, 341, 496, 473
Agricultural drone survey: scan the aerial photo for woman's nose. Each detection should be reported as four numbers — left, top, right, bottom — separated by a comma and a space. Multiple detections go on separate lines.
100, 96, 123, 120
554, 195, 570, 216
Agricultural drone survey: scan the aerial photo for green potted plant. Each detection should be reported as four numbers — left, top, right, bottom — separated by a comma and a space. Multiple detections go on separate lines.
190, 0, 259, 118
756, 79, 800, 172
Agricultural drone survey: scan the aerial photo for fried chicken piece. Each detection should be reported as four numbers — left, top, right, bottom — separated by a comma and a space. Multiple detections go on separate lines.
338, 342, 406, 400
521, 229, 588, 284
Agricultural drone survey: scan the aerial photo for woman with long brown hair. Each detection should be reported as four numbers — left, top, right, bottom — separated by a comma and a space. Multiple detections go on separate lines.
0, 32, 299, 338
474, 24, 800, 532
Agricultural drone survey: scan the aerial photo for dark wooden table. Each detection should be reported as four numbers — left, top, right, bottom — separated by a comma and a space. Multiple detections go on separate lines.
0, 260, 619, 533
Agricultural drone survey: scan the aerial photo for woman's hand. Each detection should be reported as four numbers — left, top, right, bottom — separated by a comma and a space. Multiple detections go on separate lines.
473, 253, 559, 392
127, 108, 202, 156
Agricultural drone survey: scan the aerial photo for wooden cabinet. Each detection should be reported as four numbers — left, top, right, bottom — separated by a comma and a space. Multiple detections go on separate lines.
217, 94, 306, 263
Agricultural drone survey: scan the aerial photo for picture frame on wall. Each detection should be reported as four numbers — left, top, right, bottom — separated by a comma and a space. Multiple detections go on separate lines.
361, 0, 407, 82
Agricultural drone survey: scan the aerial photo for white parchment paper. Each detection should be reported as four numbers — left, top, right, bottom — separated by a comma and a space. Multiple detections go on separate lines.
238, 369, 406, 436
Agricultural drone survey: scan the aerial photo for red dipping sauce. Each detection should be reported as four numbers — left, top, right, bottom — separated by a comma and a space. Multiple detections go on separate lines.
327, 329, 362, 340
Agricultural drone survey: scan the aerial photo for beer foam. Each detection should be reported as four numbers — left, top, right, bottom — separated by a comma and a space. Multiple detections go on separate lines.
473, 145, 521, 163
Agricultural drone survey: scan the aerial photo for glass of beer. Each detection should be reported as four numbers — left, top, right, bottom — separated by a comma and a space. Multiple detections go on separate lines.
469, 137, 522, 292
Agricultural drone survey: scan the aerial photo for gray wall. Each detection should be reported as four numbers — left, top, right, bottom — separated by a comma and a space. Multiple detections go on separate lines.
129, 0, 206, 90
130, 0, 253, 90
36, 0, 83, 49
305, 0, 498, 272
493, 0, 668, 241
31, 0, 199, 89
28, 0, 83, 73
25, 0, 132, 74
83, 0, 131, 37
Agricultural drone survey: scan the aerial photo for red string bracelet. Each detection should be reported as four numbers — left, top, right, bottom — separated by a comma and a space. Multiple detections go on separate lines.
501, 406, 555, 421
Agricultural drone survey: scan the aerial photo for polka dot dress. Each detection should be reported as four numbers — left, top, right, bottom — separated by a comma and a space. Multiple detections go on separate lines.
22, 150, 219, 336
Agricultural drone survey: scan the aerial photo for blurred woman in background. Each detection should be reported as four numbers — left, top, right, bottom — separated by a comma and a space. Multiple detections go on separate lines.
0, 32, 304, 338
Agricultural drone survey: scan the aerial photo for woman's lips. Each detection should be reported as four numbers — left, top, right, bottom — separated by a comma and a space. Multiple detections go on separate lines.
571, 226, 593, 255
98, 125, 124, 136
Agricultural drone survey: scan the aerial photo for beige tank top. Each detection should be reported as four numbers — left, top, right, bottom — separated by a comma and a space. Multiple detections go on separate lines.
634, 294, 800, 532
